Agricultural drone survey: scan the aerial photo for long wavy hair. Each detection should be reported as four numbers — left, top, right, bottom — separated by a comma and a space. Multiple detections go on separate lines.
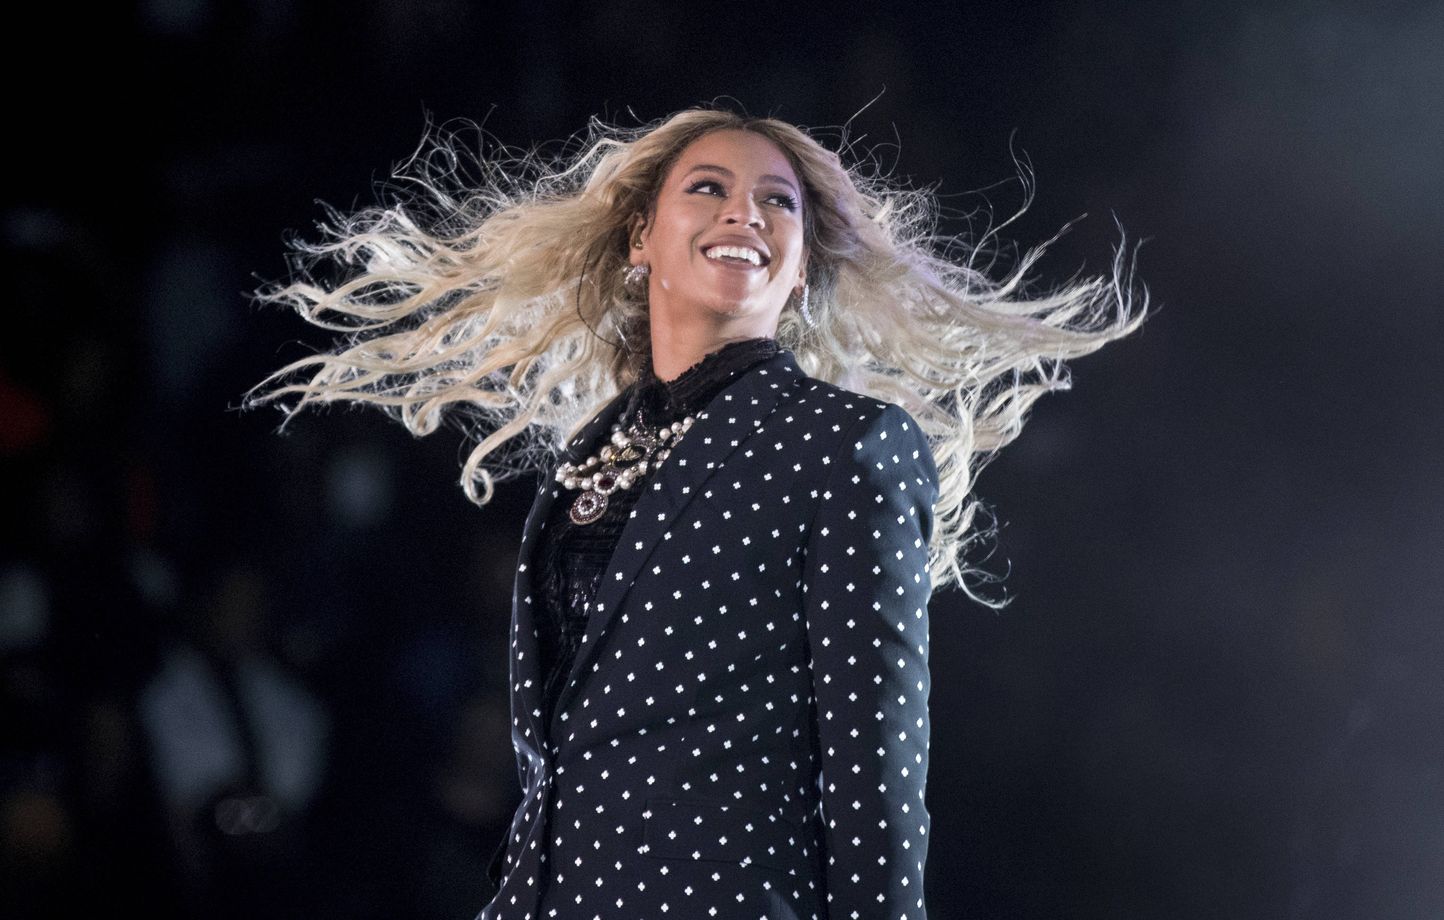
243, 106, 1148, 600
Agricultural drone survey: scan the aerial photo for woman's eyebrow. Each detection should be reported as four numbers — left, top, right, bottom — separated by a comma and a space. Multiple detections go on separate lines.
683, 164, 800, 195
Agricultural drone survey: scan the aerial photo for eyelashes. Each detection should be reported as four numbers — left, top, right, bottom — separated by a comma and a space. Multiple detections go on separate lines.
686, 179, 799, 212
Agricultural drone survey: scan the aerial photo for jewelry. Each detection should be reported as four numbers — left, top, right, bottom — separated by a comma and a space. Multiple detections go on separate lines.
796, 283, 815, 327
623, 262, 650, 290
555, 411, 695, 525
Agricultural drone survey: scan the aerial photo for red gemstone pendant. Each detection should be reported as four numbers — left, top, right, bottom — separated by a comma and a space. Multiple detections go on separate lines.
569, 490, 607, 525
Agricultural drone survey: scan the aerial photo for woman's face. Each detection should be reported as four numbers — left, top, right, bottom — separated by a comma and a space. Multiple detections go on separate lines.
631, 129, 807, 340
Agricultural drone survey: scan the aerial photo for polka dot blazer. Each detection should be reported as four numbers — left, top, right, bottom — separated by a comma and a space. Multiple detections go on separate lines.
478, 348, 939, 920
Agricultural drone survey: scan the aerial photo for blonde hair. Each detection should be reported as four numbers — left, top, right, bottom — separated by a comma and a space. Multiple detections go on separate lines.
243, 107, 1148, 601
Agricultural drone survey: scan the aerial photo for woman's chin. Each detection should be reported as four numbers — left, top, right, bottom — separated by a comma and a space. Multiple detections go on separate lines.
698, 289, 782, 318
703, 300, 783, 330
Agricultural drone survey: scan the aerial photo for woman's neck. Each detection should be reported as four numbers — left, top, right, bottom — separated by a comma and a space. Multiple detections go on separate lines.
648, 321, 780, 382
629, 336, 780, 425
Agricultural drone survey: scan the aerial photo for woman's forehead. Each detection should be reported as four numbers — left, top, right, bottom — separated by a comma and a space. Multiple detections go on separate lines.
669, 129, 801, 185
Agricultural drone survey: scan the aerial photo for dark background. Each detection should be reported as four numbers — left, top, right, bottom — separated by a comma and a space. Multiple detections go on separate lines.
5, 1, 1442, 918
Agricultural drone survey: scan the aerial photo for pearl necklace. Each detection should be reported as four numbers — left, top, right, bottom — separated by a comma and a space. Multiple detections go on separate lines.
555, 411, 696, 525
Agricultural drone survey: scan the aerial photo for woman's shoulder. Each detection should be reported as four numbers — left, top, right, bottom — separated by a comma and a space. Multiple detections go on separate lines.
733, 349, 931, 457
785, 372, 923, 432
782, 370, 936, 478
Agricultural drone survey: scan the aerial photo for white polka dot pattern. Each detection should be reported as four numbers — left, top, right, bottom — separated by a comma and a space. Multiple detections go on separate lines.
477, 350, 939, 920
801, 402, 937, 919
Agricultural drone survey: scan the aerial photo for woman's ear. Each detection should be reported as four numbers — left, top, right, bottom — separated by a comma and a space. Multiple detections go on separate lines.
796, 248, 810, 289
627, 214, 648, 266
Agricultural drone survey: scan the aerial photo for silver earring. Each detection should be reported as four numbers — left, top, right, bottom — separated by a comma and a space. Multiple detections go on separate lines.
796, 283, 815, 327
624, 262, 650, 290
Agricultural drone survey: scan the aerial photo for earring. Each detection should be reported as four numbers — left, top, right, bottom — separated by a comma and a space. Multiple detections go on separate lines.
796, 283, 815, 327
624, 262, 650, 290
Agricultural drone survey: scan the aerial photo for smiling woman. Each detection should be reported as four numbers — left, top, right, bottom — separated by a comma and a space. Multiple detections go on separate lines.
243, 105, 1147, 919
628, 130, 810, 378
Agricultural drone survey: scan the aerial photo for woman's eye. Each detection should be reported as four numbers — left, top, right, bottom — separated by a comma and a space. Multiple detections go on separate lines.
685, 181, 797, 212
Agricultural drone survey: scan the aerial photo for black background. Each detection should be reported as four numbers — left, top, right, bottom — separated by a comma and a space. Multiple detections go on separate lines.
5, 2, 1443, 918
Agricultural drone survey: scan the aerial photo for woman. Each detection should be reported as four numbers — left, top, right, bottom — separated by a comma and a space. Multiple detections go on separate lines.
246, 107, 1145, 919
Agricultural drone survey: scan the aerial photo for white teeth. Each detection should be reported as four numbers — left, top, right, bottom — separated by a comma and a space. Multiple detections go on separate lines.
705, 245, 763, 266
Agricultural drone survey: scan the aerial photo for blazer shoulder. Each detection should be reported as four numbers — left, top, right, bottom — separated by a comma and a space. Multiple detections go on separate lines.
786, 374, 925, 431
786, 375, 938, 491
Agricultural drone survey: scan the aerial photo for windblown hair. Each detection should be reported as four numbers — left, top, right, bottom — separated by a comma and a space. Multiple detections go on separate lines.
244, 107, 1147, 601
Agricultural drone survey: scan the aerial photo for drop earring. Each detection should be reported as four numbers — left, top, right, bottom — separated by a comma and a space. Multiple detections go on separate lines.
624, 262, 650, 289
796, 283, 814, 327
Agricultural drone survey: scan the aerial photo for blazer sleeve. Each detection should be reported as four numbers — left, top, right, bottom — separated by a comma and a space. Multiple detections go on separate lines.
802, 402, 939, 920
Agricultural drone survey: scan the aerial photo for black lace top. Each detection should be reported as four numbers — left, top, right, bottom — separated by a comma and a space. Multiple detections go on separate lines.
534, 337, 781, 728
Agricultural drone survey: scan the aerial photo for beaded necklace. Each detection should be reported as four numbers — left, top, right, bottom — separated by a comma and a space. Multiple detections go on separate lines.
552, 337, 778, 526
554, 412, 695, 525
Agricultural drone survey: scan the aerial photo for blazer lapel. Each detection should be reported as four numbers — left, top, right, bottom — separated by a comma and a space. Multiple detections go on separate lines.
548, 349, 805, 735
511, 385, 632, 751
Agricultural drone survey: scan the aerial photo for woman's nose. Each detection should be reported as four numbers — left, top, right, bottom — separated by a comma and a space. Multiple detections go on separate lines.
719, 195, 764, 228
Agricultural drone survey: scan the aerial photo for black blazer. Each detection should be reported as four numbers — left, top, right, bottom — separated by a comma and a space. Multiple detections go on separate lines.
479, 348, 938, 920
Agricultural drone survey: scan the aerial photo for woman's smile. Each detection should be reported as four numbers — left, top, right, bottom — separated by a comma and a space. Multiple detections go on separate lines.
701, 243, 767, 268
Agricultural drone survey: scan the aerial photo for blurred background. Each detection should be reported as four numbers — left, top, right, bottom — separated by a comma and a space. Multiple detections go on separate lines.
4, 1, 1442, 917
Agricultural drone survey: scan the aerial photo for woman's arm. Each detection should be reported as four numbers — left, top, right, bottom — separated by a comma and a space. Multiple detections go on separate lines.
802, 401, 939, 920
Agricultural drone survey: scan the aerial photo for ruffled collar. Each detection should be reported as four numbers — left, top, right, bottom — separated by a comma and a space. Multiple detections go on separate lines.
624, 337, 780, 425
